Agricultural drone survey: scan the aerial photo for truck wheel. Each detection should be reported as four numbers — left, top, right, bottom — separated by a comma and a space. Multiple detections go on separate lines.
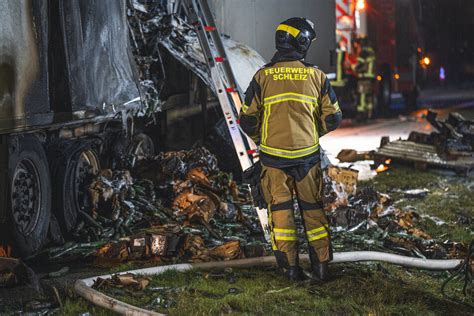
8, 135, 51, 257
128, 133, 155, 167
49, 140, 100, 234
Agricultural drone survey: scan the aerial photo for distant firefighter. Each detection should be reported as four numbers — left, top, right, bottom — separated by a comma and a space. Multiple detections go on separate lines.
354, 36, 376, 120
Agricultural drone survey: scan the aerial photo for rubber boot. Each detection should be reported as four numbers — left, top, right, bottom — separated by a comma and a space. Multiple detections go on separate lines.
308, 247, 330, 281
313, 261, 329, 281
286, 266, 306, 282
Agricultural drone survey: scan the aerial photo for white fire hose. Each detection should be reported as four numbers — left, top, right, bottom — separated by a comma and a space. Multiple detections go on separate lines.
75, 251, 466, 316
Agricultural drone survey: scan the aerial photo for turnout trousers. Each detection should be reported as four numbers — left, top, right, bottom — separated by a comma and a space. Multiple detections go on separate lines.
260, 163, 331, 267
356, 79, 374, 118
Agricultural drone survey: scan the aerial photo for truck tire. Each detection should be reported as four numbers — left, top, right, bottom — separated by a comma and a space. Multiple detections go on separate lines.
103, 132, 155, 169
49, 140, 100, 235
8, 135, 51, 257
128, 133, 155, 167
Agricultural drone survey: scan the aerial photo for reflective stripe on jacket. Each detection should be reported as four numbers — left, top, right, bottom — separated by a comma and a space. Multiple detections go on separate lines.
356, 47, 376, 79
239, 60, 341, 160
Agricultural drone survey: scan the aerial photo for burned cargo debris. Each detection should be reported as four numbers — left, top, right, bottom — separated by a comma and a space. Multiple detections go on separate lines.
376, 110, 474, 173
127, 1, 217, 111
126, 0, 265, 111
45, 148, 265, 263
44, 159, 468, 264
324, 166, 469, 260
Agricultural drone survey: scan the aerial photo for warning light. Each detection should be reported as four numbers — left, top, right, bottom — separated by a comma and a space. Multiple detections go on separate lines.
422, 57, 430, 66
417, 47, 422, 53
394, 73, 400, 80
440, 66, 446, 81
376, 75, 382, 81
356, 0, 366, 11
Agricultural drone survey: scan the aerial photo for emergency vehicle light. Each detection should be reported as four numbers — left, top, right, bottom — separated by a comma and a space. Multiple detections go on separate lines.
356, 0, 366, 11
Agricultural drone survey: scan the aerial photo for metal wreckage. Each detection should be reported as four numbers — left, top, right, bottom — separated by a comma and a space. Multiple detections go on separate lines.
0, 2, 472, 304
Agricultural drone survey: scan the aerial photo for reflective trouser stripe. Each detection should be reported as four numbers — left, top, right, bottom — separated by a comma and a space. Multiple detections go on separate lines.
274, 228, 296, 233
260, 143, 319, 159
307, 224, 329, 242
306, 224, 328, 235
308, 232, 328, 242
274, 228, 298, 241
357, 93, 366, 112
274, 235, 298, 241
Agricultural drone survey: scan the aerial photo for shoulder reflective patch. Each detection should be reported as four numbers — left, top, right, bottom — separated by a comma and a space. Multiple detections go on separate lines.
276, 24, 300, 38
264, 92, 318, 105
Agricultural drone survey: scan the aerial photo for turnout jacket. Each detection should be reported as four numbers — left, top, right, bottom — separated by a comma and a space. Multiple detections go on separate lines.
239, 54, 342, 168
356, 46, 376, 79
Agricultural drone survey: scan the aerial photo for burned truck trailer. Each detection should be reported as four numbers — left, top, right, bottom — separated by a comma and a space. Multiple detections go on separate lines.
0, 0, 146, 257
0, 0, 266, 257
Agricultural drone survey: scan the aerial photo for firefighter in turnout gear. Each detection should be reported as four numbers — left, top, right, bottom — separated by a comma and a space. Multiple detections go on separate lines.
239, 17, 342, 281
355, 36, 376, 120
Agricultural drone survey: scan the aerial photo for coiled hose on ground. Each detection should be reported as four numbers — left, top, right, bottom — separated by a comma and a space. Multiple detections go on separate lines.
75, 250, 471, 316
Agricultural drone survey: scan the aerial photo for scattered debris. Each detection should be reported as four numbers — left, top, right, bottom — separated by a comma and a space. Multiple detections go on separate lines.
93, 273, 151, 291
337, 149, 374, 163
324, 166, 359, 210
376, 110, 474, 173
44, 147, 264, 265
325, 179, 468, 260
403, 189, 429, 198
0, 257, 40, 290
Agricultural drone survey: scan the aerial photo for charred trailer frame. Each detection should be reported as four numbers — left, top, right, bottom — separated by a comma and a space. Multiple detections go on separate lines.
0, 0, 148, 257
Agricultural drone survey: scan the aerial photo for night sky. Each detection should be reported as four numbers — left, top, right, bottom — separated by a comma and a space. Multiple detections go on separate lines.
419, 0, 474, 83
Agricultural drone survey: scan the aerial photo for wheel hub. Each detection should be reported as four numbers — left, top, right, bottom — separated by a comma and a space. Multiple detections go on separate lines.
11, 159, 41, 235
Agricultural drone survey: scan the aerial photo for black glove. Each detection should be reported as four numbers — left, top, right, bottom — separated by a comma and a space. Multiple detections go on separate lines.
243, 162, 268, 209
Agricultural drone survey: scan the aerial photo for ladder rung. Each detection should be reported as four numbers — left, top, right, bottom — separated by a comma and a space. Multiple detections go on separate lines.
204, 26, 216, 31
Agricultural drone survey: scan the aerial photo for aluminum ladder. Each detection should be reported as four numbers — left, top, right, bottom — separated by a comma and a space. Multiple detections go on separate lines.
181, 0, 259, 172
181, 0, 270, 240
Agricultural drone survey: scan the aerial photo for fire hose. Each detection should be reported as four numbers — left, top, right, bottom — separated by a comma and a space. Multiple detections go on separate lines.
75, 250, 471, 316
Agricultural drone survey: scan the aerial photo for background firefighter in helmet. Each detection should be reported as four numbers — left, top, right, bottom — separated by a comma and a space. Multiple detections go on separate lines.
239, 18, 342, 281
355, 36, 376, 120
